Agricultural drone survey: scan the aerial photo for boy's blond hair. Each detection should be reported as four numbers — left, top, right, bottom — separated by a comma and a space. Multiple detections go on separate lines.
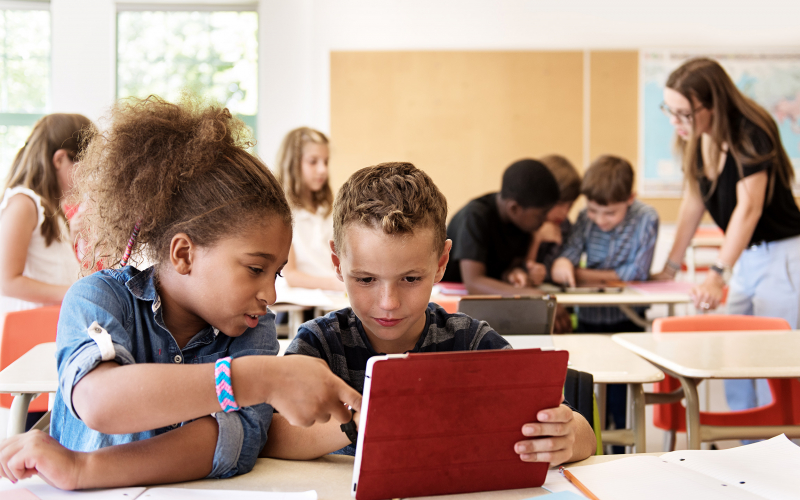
333, 162, 447, 255
540, 154, 581, 204
581, 155, 634, 205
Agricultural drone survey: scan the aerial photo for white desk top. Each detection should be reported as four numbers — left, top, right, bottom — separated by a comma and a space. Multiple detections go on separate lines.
552, 288, 690, 307
0, 342, 57, 394
614, 330, 800, 379
155, 453, 653, 499
549, 334, 664, 384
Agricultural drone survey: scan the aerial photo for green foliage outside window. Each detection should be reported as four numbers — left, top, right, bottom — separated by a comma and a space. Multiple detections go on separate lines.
117, 10, 258, 140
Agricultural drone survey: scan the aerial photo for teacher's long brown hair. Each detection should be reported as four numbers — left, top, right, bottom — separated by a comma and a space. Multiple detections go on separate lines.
666, 57, 794, 202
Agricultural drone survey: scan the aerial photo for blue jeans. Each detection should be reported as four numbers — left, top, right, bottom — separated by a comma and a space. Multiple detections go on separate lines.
724, 235, 800, 413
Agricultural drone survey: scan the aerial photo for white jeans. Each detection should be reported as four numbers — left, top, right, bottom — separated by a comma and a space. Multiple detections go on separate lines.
724, 234, 800, 411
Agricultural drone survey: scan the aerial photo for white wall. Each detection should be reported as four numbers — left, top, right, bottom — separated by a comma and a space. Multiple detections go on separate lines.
43, 0, 800, 160
51, 0, 116, 122
258, 0, 800, 162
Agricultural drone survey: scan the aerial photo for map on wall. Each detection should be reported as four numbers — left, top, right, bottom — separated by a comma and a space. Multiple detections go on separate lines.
641, 50, 800, 196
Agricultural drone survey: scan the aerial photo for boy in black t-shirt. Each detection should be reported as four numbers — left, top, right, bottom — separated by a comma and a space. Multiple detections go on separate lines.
444, 159, 572, 331
444, 159, 560, 287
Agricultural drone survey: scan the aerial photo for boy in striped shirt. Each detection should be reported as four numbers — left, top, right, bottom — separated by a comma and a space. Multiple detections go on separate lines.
264, 162, 596, 465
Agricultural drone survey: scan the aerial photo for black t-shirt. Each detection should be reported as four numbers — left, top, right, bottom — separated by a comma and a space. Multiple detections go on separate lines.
698, 123, 800, 245
443, 193, 532, 283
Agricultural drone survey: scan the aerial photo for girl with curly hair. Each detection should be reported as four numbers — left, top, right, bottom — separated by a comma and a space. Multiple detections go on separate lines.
0, 114, 90, 316
0, 97, 361, 489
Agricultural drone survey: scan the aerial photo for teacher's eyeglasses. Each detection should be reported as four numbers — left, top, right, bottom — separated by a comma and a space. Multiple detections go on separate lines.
659, 102, 704, 124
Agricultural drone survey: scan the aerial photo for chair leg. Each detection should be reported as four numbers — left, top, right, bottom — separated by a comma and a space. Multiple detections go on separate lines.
663, 430, 676, 452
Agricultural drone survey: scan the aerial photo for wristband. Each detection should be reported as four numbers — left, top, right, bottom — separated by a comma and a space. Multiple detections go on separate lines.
214, 356, 240, 413
340, 408, 358, 444
665, 259, 681, 272
710, 261, 732, 284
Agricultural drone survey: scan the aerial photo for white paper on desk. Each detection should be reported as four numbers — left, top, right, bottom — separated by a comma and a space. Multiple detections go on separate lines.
541, 468, 582, 496
567, 435, 800, 500
139, 489, 316, 500
0, 479, 145, 500
660, 434, 800, 500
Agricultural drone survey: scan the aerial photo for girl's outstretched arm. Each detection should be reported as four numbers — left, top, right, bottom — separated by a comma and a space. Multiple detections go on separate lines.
0, 418, 218, 490
72, 355, 361, 435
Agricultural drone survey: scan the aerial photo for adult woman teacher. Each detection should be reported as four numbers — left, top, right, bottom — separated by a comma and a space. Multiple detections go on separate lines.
653, 57, 800, 413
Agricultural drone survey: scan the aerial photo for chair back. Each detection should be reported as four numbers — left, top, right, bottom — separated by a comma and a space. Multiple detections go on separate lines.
653, 315, 790, 333
0, 306, 60, 410
457, 295, 556, 335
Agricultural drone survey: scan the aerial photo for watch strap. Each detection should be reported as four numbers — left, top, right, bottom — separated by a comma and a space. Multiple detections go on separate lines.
340, 408, 358, 444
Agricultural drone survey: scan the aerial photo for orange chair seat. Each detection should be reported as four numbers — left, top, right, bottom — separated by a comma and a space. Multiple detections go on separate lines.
1, 306, 60, 412
652, 315, 800, 434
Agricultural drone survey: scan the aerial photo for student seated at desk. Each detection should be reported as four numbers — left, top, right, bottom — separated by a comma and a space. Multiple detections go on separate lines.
551, 155, 659, 334
264, 163, 596, 465
275, 127, 343, 292
0, 97, 361, 490
442, 159, 572, 332
506, 154, 582, 287
550, 155, 658, 450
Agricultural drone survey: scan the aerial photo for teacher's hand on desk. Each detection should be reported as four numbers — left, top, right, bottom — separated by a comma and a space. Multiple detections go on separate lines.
690, 271, 725, 311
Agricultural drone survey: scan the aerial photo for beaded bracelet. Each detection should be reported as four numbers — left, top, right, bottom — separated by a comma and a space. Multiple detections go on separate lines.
214, 356, 240, 413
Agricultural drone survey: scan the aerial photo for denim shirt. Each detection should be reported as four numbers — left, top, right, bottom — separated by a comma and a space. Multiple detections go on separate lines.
50, 266, 278, 479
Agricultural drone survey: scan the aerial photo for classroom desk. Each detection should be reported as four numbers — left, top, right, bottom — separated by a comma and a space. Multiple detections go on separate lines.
613, 330, 800, 449
515, 334, 664, 453
0, 342, 57, 436
156, 452, 658, 499
551, 288, 691, 328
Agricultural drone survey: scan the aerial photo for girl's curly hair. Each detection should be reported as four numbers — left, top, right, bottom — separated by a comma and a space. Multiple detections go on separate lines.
72, 95, 291, 272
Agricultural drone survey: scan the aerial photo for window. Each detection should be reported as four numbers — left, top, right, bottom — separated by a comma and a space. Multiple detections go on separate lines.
116, 8, 258, 137
0, 6, 50, 181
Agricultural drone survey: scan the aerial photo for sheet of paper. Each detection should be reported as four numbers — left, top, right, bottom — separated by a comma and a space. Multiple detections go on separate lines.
3, 488, 42, 500
530, 492, 588, 499
0, 478, 146, 500
541, 469, 582, 496
662, 434, 800, 500
566, 455, 767, 500
139, 489, 317, 500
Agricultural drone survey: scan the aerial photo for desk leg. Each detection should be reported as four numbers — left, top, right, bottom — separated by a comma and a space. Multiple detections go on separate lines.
676, 375, 702, 449
287, 310, 303, 340
667, 304, 675, 317
594, 383, 606, 431
630, 383, 646, 453
8, 393, 35, 436
618, 306, 650, 329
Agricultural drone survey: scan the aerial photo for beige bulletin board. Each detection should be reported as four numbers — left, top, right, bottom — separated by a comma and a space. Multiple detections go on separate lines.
330, 50, 685, 222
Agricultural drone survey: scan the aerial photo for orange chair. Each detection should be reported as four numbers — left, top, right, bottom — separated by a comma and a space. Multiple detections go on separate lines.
651, 315, 800, 450
0, 305, 61, 412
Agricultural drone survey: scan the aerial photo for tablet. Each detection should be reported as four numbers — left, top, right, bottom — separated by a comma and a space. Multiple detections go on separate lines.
351, 348, 569, 500
561, 286, 623, 294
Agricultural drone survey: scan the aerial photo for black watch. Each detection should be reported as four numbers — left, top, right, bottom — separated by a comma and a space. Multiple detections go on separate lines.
340, 408, 358, 444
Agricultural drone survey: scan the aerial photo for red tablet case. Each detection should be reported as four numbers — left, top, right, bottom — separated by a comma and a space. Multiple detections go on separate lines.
353, 348, 569, 500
